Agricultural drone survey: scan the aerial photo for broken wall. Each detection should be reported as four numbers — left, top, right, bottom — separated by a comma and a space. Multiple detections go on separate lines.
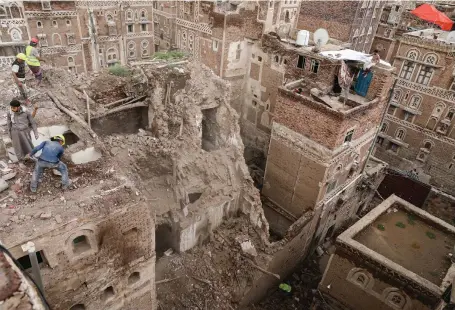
6, 204, 155, 310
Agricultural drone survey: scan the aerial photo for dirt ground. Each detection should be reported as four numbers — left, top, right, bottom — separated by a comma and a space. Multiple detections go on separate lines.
354, 206, 455, 285
155, 216, 266, 310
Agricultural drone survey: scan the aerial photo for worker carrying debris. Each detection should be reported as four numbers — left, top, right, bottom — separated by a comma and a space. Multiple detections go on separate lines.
27, 135, 71, 193
26, 37, 44, 87
7, 100, 38, 161
11, 53, 31, 105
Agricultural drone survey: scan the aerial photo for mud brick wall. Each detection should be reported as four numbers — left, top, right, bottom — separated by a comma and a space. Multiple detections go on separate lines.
297, 1, 359, 42
319, 249, 438, 310
274, 89, 386, 150
422, 189, 455, 226
91, 107, 149, 136
24, 1, 77, 11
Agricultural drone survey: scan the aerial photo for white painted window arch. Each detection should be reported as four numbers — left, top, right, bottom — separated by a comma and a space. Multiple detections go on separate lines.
52, 33, 62, 46
382, 288, 410, 310
140, 9, 147, 19
127, 41, 136, 58
106, 47, 118, 62
67, 56, 75, 65
126, 9, 133, 20
395, 128, 406, 140
9, 28, 22, 42
432, 102, 446, 118
424, 53, 438, 65
347, 268, 374, 289
422, 140, 433, 150
380, 122, 389, 133
409, 94, 422, 109
406, 49, 419, 60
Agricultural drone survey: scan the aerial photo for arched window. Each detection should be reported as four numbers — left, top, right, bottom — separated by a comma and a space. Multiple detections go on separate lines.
0, 6, 7, 18
285, 10, 290, 22
106, 47, 118, 62
396, 128, 405, 140
347, 268, 373, 289
52, 20, 58, 27
10, 28, 22, 42
127, 41, 136, 58
106, 13, 113, 22
67, 56, 75, 66
424, 53, 438, 65
432, 102, 446, 118
140, 9, 147, 19
447, 109, 455, 121
380, 122, 388, 133
126, 9, 133, 20
391, 89, 401, 102
406, 49, 419, 60
383, 288, 409, 309
423, 141, 433, 150
409, 95, 421, 109
10, 4, 21, 18
52, 33, 62, 46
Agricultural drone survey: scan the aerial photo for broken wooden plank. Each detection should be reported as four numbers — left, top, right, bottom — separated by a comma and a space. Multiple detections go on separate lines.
93, 102, 148, 119
245, 258, 280, 280
104, 96, 134, 109
47, 91, 98, 139
83, 90, 91, 129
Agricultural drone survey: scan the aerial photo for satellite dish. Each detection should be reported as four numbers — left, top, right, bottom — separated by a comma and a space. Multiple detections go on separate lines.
313, 28, 329, 47
447, 31, 455, 43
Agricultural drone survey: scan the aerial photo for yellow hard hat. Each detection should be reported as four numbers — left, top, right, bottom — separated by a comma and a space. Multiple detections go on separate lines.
16, 53, 27, 61
51, 135, 65, 146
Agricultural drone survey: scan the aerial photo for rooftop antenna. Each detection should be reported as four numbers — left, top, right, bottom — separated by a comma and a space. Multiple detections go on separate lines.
313, 28, 329, 52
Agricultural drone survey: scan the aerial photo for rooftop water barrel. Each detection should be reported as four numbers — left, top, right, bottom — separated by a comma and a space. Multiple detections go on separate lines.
296, 30, 309, 46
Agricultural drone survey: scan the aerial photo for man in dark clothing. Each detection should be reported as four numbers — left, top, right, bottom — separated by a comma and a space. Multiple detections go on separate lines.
11, 53, 30, 105
27, 135, 70, 193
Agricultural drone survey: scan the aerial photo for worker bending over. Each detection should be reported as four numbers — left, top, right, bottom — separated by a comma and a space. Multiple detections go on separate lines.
27, 135, 70, 193
26, 37, 44, 87
11, 53, 30, 105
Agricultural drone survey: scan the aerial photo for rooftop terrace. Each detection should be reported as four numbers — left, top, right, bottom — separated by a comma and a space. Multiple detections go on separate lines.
405, 28, 455, 45
338, 195, 455, 295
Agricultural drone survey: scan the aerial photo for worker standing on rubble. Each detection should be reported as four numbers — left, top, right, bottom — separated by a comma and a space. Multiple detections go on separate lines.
11, 53, 31, 105
27, 135, 70, 193
7, 100, 38, 161
26, 37, 44, 87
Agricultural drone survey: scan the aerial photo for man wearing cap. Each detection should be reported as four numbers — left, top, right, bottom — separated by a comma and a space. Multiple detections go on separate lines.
7, 99, 38, 161
27, 135, 70, 193
11, 53, 30, 105
26, 37, 44, 86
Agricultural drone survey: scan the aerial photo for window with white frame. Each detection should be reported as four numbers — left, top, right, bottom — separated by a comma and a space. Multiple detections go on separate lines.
141, 40, 149, 57
212, 40, 218, 52
141, 23, 147, 32
68, 56, 75, 66
380, 122, 388, 133
0, 7, 6, 18
106, 47, 118, 63
235, 43, 241, 60
396, 128, 405, 140
128, 41, 136, 58
446, 109, 455, 121
391, 89, 401, 102
126, 10, 133, 21
409, 95, 421, 109
41, 1, 51, 10
424, 53, 438, 65
10, 29, 22, 42
66, 33, 76, 45
127, 24, 133, 33
416, 66, 433, 85
37, 34, 48, 47
432, 103, 445, 118
399, 61, 415, 80
37, 20, 43, 28
52, 20, 58, 28
406, 49, 419, 60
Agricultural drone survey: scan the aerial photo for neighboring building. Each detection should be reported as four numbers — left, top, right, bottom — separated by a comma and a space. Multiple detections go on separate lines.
297, 0, 385, 53
152, 0, 176, 52
319, 194, 455, 310
4, 201, 156, 310
0, 1, 29, 65
374, 28, 455, 195
0, 0, 156, 72
259, 33, 394, 239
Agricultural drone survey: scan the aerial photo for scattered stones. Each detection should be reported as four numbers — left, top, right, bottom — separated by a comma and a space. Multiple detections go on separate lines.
52, 169, 62, 176
0, 178, 9, 193
40, 212, 52, 219
164, 248, 174, 256
240, 240, 257, 257
54, 215, 62, 224
2, 172, 16, 181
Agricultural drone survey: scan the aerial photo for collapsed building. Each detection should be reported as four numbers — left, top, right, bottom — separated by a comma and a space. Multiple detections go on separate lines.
0, 1, 404, 310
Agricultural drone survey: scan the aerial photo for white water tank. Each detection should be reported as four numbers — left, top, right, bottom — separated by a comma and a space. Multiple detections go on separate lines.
296, 30, 310, 46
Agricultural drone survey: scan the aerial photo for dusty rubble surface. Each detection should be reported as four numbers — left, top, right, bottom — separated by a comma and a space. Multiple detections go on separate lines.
0, 60, 278, 309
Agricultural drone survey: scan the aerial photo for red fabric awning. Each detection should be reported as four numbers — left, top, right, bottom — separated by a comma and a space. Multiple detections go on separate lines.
411, 4, 454, 31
